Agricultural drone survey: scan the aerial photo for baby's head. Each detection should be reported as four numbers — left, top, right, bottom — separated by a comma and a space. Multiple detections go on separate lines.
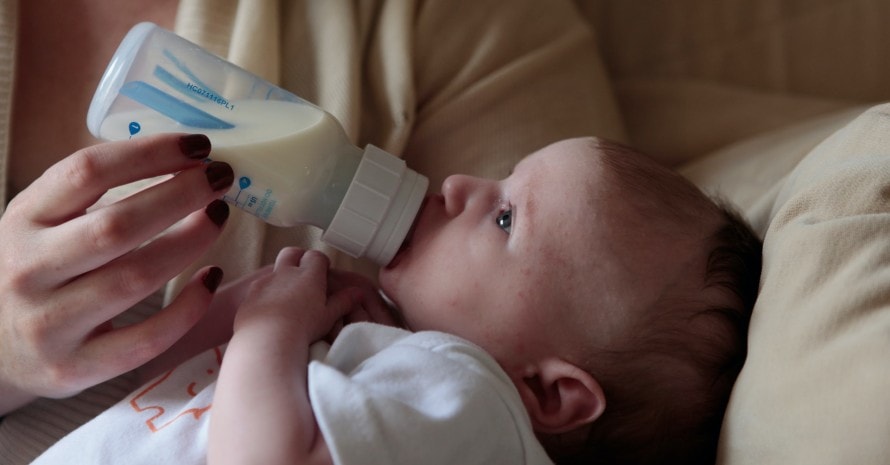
379, 137, 762, 464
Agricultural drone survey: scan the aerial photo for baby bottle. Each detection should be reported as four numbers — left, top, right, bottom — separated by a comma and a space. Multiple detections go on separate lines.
87, 22, 428, 266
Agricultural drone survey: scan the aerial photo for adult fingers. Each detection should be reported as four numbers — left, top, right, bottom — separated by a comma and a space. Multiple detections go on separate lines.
136, 266, 274, 383
72, 266, 223, 389
57, 202, 229, 334
21, 134, 213, 225
42, 162, 232, 282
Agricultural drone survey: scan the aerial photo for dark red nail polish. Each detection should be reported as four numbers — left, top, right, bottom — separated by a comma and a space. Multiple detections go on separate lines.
205, 161, 234, 191
202, 266, 224, 292
179, 134, 212, 159
204, 199, 230, 228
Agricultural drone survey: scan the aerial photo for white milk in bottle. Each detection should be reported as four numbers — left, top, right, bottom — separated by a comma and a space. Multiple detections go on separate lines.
100, 100, 361, 228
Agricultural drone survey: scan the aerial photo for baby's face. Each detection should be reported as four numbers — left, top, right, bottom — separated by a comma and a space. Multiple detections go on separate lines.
378, 138, 705, 372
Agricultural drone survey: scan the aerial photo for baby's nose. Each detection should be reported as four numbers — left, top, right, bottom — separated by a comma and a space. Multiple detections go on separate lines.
441, 174, 475, 216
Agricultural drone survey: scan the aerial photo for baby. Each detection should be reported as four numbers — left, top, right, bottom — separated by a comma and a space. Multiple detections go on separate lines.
32, 137, 762, 465
211, 137, 762, 465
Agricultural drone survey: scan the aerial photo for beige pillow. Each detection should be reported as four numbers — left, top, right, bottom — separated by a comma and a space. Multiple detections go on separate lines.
681, 106, 868, 234
684, 104, 890, 465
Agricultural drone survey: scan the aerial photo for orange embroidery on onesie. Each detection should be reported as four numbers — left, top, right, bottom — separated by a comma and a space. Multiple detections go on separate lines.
130, 346, 223, 433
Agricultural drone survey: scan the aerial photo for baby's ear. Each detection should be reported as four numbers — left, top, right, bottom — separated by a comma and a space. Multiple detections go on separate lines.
513, 358, 606, 434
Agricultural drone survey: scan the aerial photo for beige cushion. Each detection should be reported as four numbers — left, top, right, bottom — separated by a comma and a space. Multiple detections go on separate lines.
682, 104, 890, 465
617, 78, 855, 167
681, 106, 868, 234
578, 0, 890, 103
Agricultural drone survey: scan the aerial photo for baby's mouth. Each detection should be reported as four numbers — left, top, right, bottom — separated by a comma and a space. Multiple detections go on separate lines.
385, 195, 429, 269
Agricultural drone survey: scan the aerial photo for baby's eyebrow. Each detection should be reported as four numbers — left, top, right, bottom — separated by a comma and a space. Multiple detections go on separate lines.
508, 160, 526, 177
511, 172, 537, 243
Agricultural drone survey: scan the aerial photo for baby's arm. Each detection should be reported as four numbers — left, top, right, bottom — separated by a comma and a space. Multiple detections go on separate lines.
208, 249, 361, 465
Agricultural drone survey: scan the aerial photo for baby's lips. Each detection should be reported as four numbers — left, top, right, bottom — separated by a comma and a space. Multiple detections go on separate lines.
386, 194, 431, 269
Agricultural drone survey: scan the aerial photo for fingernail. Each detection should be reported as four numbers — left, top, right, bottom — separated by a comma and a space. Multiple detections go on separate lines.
202, 266, 224, 293
205, 161, 234, 191
204, 199, 230, 228
179, 134, 211, 159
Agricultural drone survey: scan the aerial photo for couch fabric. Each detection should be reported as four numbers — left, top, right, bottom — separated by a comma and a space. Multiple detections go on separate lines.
576, 1, 890, 464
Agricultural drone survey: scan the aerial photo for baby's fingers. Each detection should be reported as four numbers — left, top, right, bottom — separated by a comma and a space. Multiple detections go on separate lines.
274, 247, 307, 270
274, 248, 330, 286
328, 269, 400, 328
314, 287, 364, 342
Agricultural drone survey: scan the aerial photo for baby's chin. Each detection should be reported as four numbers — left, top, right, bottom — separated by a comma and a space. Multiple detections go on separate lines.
377, 266, 396, 295
376, 271, 400, 308
377, 272, 424, 329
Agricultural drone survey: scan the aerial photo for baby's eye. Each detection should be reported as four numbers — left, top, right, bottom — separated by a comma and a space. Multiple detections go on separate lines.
496, 209, 513, 234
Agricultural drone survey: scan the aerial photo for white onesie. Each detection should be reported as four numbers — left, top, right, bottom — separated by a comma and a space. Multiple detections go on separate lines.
32, 323, 553, 465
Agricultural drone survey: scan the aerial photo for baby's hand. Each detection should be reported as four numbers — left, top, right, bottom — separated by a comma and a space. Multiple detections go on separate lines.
233, 248, 361, 344
325, 269, 402, 341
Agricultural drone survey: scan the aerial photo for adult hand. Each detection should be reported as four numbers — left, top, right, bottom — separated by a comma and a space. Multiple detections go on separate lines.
0, 133, 234, 414
135, 265, 275, 383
